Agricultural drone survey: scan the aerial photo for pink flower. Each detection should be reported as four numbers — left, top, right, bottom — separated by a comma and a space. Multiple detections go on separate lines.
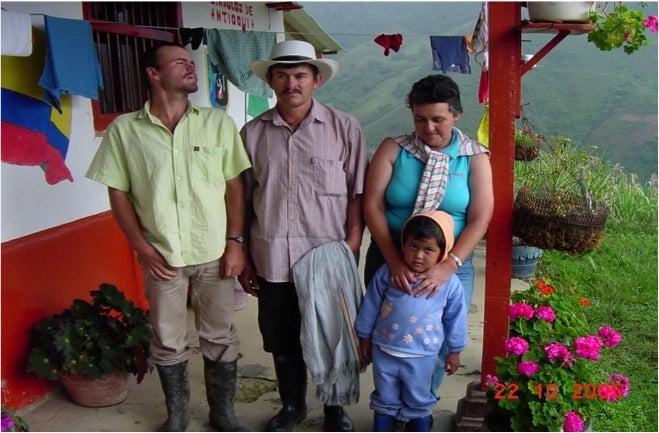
609, 373, 630, 397
598, 383, 622, 401
643, 15, 658, 32
563, 411, 585, 432
544, 342, 571, 362
598, 326, 622, 348
485, 374, 499, 387
504, 336, 529, 356
535, 305, 556, 322
516, 360, 539, 376
574, 335, 603, 360
508, 302, 534, 320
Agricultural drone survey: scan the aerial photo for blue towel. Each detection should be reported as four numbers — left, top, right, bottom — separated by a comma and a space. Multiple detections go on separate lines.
205, 29, 275, 99
38, 16, 103, 113
430, 36, 471, 74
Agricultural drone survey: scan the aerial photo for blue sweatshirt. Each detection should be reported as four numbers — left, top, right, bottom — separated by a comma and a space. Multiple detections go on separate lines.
354, 264, 467, 356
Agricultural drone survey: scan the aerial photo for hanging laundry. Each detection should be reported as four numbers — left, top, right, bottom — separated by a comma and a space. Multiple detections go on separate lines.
429, 36, 471, 74
2, 28, 73, 184
374, 33, 403, 56
1, 10, 32, 56
472, 2, 489, 71
478, 69, 489, 104
476, 102, 490, 148
247, 94, 270, 119
205, 28, 275, 100
179, 27, 204, 50
464, 35, 473, 53
38, 15, 103, 113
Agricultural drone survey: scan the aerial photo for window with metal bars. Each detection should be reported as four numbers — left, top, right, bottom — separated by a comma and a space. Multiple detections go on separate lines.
82, 2, 182, 130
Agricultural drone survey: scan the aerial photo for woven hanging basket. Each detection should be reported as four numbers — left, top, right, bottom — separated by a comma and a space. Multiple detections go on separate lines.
60, 371, 130, 407
513, 189, 609, 253
515, 144, 541, 161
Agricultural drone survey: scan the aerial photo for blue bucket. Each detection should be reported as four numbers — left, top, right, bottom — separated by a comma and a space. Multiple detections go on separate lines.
512, 246, 543, 278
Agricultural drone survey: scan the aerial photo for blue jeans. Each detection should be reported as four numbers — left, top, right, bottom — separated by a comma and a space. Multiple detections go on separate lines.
430, 253, 474, 399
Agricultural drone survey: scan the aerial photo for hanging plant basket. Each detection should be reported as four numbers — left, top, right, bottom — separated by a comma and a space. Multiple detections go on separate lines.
515, 144, 541, 162
60, 371, 130, 407
513, 189, 609, 254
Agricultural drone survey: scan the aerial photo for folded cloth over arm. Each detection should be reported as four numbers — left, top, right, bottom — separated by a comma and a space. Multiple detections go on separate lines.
292, 240, 363, 407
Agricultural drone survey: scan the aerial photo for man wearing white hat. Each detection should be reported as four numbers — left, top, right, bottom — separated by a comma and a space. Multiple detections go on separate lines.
238, 40, 368, 432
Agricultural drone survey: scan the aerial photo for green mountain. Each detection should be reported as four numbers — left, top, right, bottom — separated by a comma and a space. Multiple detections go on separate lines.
302, 2, 658, 182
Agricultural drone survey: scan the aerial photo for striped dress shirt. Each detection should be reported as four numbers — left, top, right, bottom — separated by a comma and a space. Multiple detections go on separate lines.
240, 99, 368, 282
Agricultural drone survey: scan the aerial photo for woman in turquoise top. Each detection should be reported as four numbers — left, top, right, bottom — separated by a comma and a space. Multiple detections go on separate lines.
363, 74, 493, 400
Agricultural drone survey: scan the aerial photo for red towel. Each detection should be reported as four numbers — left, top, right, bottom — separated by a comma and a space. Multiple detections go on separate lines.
374, 33, 403, 56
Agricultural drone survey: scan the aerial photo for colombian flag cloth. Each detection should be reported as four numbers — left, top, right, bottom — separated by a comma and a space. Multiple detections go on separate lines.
2, 27, 73, 184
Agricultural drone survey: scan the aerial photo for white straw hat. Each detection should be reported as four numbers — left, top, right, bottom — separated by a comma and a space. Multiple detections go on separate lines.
250, 40, 338, 87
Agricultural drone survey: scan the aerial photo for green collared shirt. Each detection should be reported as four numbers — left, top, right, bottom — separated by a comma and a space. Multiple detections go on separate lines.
86, 101, 251, 267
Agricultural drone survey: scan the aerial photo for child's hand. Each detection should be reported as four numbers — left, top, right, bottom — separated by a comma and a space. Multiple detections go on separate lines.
359, 337, 372, 365
445, 352, 461, 375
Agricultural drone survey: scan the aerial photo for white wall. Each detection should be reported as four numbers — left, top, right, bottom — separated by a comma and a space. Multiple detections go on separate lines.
1, 2, 281, 242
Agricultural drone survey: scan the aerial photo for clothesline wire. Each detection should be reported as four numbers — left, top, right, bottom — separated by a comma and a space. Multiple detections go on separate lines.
19, 14, 474, 39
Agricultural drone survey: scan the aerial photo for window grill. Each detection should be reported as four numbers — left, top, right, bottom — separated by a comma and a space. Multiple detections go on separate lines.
83, 2, 180, 129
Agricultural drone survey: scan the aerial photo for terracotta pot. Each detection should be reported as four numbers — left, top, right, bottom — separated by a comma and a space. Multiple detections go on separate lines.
60, 371, 130, 407
527, 2, 594, 23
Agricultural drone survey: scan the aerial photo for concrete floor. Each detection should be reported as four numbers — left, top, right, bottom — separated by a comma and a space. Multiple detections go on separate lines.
19, 239, 529, 432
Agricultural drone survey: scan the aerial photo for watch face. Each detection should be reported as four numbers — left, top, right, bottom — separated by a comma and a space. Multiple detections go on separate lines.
228, 236, 245, 243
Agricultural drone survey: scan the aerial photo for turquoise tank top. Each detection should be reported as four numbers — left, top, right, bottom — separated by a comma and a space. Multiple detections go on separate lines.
385, 130, 471, 241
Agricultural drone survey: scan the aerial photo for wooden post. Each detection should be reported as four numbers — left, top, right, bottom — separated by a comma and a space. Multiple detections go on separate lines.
482, 1, 520, 386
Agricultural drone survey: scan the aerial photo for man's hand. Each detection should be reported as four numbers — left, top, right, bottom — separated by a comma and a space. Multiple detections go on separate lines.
220, 241, 246, 279
134, 243, 177, 281
237, 263, 259, 297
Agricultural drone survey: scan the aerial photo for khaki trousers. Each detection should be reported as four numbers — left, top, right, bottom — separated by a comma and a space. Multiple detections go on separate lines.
144, 259, 240, 365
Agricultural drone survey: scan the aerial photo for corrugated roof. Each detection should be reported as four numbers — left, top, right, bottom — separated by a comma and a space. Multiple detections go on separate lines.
283, 8, 342, 55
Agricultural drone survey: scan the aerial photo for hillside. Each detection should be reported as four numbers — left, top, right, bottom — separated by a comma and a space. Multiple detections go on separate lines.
302, 2, 658, 182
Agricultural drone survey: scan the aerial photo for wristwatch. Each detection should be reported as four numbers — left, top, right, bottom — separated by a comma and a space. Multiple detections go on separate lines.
226, 236, 245, 243
448, 252, 463, 268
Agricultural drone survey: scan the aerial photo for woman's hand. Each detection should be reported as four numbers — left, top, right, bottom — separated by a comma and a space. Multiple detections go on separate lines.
410, 259, 456, 298
388, 257, 418, 294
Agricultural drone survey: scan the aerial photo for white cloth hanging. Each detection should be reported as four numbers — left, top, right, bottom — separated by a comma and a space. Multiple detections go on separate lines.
1, 10, 33, 56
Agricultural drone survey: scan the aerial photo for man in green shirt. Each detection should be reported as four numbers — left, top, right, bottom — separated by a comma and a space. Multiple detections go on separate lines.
86, 43, 251, 432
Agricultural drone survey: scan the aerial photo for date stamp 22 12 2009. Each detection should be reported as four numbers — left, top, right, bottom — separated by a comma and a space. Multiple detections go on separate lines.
493, 382, 625, 401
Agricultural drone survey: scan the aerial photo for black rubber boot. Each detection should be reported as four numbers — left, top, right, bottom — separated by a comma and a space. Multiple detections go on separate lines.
265, 353, 307, 432
323, 405, 354, 432
156, 361, 190, 432
203, 357, 250, 432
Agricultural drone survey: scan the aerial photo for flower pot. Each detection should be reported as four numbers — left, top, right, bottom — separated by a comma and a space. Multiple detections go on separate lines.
527, 2, 594, 23
60, 371, 130, 407
512, 245, 543, 278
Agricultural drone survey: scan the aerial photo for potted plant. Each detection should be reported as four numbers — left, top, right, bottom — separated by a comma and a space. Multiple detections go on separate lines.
512, 135, 616, 253
527, 2, 595, 23
485, 279, 629, 431
588, 2, 658, 54
26, 283, 152, 407
514, 129, 543, 162
511, 236, 543, 279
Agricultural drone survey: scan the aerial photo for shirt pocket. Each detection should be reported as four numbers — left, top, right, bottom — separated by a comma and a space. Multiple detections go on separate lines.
449, 172, 465, 188
311, 157, 347, 196
190, 146, 224, 184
